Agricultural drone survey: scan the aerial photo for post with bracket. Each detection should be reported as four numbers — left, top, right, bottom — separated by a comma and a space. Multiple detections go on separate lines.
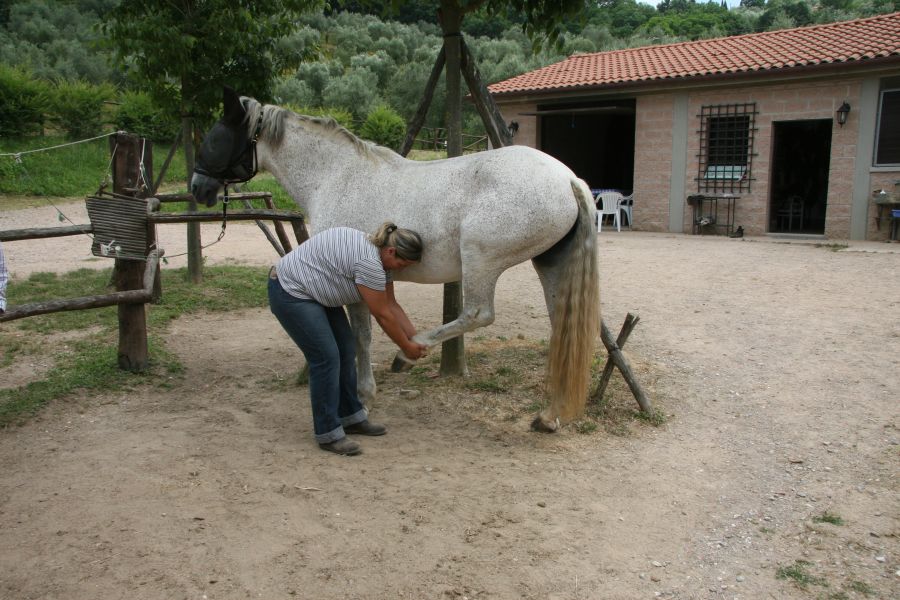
109, 132, 153, 372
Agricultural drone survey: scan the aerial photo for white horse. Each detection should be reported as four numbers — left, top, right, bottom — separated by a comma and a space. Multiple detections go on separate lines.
191, 87, 600, 431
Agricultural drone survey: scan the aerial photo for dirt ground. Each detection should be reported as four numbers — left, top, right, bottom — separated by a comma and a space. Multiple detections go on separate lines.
1, 201, 898, 599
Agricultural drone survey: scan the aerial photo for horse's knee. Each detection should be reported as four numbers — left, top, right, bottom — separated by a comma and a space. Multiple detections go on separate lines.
462, 306, 495, 330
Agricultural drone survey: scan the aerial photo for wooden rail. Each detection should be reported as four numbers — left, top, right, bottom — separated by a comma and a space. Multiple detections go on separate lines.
0, 250, 162, 323
0, 224, 93, 242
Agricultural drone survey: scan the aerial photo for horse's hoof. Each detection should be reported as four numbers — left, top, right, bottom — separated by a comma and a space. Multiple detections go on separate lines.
391, 353, 415, 373
530, 415, 560, 433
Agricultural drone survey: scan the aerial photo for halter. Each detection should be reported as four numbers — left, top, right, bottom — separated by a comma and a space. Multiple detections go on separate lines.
194, 111, 264, 187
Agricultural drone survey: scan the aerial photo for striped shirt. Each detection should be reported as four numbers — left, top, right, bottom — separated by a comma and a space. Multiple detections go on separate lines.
275, 227, 390, 307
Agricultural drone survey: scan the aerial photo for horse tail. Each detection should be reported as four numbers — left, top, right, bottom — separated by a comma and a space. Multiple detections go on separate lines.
534, 178, 600, 430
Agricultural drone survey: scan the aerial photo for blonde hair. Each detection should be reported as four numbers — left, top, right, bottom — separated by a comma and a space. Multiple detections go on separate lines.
370, 222, 423, 262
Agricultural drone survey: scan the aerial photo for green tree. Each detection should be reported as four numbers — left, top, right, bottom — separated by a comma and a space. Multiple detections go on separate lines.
101, 0, 321, 283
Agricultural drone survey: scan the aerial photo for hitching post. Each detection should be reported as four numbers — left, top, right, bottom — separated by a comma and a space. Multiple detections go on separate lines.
109, 132, 152, 372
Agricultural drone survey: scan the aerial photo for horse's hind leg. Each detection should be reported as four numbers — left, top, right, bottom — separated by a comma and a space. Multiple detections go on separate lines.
347, 302, 377, 406
391, 270, 503, 371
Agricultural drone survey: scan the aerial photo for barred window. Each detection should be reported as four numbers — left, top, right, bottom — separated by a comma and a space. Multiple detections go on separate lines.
874, 88, 900, 166
697, 103, 757, 193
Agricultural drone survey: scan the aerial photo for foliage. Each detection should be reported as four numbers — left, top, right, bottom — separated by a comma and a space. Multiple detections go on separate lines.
0, 0, 896, 143
0, 0, 120, 84
49, 79, 117, 140
0, 63, 52, 136
100, 0, 322, 129
114, 90, 181, 144
322, 66, 382, 118
359, 104, 407, 150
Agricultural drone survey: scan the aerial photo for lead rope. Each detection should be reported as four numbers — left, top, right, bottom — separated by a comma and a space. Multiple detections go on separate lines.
217, 185, 230, 242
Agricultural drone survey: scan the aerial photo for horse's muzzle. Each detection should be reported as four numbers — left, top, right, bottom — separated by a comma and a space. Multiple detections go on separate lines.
190, 172, 221, 207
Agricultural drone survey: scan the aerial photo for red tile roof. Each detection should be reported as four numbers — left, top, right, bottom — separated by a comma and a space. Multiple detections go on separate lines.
489, 11, 900, 96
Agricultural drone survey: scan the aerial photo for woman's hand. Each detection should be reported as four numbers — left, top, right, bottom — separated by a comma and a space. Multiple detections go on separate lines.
403, 341, 428, 361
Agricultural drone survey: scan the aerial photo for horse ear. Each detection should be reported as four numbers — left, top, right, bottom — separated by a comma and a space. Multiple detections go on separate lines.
222, 86, 244, 124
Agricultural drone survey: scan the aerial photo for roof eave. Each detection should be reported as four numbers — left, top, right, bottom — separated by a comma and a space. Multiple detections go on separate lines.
490, 55, 900, 102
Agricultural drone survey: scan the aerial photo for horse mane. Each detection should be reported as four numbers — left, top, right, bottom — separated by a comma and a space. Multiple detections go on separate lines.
241, 97, 397, 163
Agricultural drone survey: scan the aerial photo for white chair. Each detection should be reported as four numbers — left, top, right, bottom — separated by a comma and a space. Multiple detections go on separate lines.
619, 193, 633, 228
596, 192, 622, 232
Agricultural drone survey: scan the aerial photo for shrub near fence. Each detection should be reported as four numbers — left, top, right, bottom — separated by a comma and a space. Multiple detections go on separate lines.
0, 64, 52, 137
50, 80, 117, 140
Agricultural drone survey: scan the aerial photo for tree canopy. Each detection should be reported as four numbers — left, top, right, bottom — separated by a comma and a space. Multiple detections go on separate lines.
100, 0, 322, 126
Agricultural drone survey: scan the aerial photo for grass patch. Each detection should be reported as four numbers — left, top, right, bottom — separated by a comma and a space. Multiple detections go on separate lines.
8, 265, 269, 335
0, 136, 186, 198
812, 511, 845, 526
407, 149, 446, 161
0, 336, 181, 426
390, 337, 660, 435
846, 580, 874, 596
1, 264, 267, 426
775, 560, 828, 589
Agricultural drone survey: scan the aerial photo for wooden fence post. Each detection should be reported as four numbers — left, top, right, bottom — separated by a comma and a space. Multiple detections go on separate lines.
109, 133, 152, 372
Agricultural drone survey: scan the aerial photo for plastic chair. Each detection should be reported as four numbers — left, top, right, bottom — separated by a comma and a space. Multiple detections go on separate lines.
619, 193, 633, 228
596, 192, 622, 232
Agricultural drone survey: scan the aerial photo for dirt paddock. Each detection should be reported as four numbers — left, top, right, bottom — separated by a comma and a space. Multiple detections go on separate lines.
1, 201, 898, 599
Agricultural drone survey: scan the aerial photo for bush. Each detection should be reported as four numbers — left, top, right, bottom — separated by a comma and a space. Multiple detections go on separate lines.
283, 104, 356, 133
322, 67, 381, 119
0, 64, 52, 136
359, 105, 406, 151
114, 90, 180, 143
50, 79, 116, 139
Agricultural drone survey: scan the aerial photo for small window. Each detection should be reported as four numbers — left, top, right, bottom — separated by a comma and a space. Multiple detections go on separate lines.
875, 88, 900, 166
697, 104, 756, 193
703, 165, 747, 181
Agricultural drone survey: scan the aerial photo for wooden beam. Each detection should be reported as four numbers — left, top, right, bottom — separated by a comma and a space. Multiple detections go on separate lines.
148, 209, 304, 224
599, 318, 653, 414
399, 47, 446, 157
460, 38, 512, 148
0, 251, 161, 324
592, 313, 640, 403
0, 224, 93, 242
154, 191, 273, 203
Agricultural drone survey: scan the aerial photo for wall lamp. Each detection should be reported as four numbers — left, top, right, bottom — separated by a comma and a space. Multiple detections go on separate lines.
836, 102, 850, 127
507, 120, 519, 135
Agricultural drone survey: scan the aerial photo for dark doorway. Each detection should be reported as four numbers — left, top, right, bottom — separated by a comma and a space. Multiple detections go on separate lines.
538, 100, 636, 192
769, 120, 832, 234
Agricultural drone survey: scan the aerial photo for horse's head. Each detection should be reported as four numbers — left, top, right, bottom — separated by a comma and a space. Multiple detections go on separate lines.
191, 86, 259, 207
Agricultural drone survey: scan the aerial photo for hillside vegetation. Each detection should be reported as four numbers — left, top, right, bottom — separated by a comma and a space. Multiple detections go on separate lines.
0, 0, 894, 143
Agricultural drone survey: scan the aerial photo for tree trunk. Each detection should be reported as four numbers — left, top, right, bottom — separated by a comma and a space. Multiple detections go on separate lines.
439, 1, 467, 376
181, 96, 202, 284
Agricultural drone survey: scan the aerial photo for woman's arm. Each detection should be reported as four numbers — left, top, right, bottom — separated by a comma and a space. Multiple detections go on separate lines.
357, 284, 427, 360
385, 282, 416, 339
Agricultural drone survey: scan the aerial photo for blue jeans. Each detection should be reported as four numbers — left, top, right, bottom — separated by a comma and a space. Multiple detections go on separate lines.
268, 277, 367, 443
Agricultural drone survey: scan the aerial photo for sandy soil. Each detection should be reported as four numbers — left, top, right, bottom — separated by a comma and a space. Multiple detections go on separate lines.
1, 201, 898, 599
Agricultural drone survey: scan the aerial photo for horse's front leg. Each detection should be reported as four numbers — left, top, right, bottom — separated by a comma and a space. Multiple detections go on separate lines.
347, 302, 377, 406
391, 271, 501, 372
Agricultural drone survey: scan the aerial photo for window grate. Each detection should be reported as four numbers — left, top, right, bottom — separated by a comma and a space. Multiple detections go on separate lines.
697, 103, 757, 193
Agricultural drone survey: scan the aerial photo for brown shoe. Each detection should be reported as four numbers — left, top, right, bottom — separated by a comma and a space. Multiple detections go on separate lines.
344, 420, 387, 436
318, 437, 361, 455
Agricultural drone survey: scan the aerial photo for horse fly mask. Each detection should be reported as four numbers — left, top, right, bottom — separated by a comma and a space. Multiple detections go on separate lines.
193, 105, 263, 206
